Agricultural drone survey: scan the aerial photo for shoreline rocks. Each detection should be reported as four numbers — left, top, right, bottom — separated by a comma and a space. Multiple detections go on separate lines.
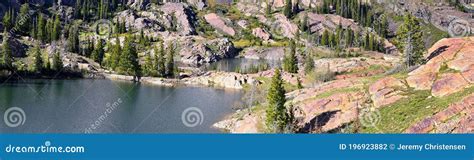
183, 71, 257, 89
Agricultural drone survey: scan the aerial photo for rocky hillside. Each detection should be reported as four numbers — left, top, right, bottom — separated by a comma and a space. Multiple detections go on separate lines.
0, 0, 472, 134
216, 37, 474, 134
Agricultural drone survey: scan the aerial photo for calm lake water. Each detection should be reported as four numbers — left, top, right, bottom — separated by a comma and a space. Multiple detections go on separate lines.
205, 58, 281, 73
0, 79, 242, 133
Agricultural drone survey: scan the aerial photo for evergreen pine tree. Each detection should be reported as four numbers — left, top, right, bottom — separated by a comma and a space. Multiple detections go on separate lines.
336, 22, 343, 45
31, 42, 43, 73
1, 32, 13, 70
52, 51, 63, 71
321, 30, 329, 46
300, 13, 308, 32
157, 42, 166, 77
109, 38, 121, 70
379, 14, 388, 38
283, 41, 298, 73
52, 14, 61, 41
296, 77, 303, 89
266, 0, 272, 17
2, 8, 13, 31
139, 29, 146, 46
37, 14, 46, 42
329, 32, 336, 48
152, 47, 159, 76
354, 31, 360, 47
396, 14, 424, 67
265, 68, 288, 133
304, 54, 314, 74
86, 38, 94, 57
30, 21, 36, 39
44, 56, 51, 71
91, 39, 105, 65
16, 4, 31, 34
345, 28, 353, 47
368, 33, 375, 51
45, 18, 53, 42
118, 36, 140, 79
67, 25, 79, 53
283, 0, 293, 18
74, 0, 83, 18
364, 32, 370, 50
143, 52, 154, 76
165, 42, 175, 77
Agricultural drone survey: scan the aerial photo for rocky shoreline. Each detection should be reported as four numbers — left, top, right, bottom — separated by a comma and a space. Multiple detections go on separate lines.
102, 70, 258, 90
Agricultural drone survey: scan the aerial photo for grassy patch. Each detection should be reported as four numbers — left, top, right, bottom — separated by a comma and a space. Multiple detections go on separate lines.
297, 87, 361, 105
254, 76, 298, 93
361, 85, 474, 133
233, 39, 256, 48
342, 64, 388, 76
438, 62, 459, 74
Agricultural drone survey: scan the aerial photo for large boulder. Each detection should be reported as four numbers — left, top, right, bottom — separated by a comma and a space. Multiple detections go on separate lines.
241, 47, 285, 60
369, 77, 407, 108
237, 20, 249, 29
186, 0, 206, 10
176, 36, 237, 65
115, 3, 196, 36
305, 12, 360, 35
292, 91, 365, 133
252, 69, 299, 85
204, 13, 235, 36
115, 10, 138, 30
431, 73, 469, 97
406, 37, 474, 97
286, 78, 367, 133
213, 113, 261, 133
159, 3, 196, 36
252, 27, 271, 41
271, 0, 300, 8
236, 2, 263, 16
270, 13, 298, 39
184, 71, 257, 89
